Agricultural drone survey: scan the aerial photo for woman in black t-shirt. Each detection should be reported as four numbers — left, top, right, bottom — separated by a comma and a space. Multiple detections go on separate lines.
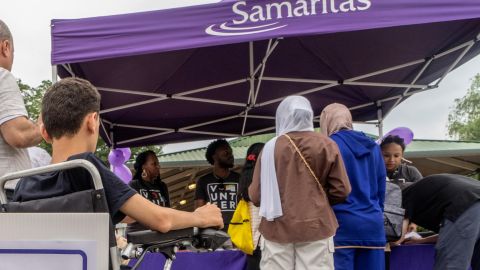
127, 151, 170, 233
380, 135, 423, 187
129, 151, 170, 207
380, 135, 422, 235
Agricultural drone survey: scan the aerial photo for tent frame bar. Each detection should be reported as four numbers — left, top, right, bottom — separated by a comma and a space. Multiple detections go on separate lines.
55, 33, 479, 147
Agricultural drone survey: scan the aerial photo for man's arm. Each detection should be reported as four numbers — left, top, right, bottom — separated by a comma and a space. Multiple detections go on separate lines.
0, 116, 42, 148
393, 218, 410, 245
120, 194, 223, 233
405, 234, 438, 244
407, 222, 418, 233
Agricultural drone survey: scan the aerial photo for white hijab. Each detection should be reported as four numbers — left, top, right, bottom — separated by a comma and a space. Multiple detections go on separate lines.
260, 96, 314, 221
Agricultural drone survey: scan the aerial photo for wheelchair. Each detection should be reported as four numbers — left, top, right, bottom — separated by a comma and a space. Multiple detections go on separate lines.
0, 159, 229, 270
123, 227, 230, 270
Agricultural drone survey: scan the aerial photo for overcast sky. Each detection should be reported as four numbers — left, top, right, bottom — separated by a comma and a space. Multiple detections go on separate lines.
2, 1, 479, 153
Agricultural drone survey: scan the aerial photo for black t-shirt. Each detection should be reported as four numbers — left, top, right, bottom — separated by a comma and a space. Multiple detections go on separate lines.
194, 171, 240, 229
129, 178, 170, 207
402, 174, 480, 232
387, 164, 423, 189
13, 152, 136, 224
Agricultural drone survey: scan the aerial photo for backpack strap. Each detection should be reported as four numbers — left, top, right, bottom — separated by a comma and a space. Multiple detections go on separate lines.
284, 134, 321, 187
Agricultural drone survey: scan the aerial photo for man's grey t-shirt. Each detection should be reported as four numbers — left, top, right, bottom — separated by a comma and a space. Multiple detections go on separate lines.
0, 68, 31, 189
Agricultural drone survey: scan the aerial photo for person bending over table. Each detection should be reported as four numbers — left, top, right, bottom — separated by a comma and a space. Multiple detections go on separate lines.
394, 174, 480, 270
13, 77, 223, 233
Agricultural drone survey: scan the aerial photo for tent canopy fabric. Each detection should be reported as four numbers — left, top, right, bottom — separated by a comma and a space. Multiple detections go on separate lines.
51, 0, 480, 147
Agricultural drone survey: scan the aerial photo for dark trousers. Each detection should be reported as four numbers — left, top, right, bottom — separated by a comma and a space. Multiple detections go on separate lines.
246, 246, 261, 270
435, 202, 480, 270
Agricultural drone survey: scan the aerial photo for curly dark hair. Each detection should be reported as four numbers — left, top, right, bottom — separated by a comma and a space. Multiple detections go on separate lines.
133, 150, 156, 180
238, 143, 264, 202
205, 139, 230, 165
42, 77, 100, 139
380, 135, 406, 152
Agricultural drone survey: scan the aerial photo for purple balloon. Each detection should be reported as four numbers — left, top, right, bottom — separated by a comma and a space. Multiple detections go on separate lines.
113, 164, 132, 184
108, 149, 126, 166
118, 147, 131, 161
380, 127, 414, 145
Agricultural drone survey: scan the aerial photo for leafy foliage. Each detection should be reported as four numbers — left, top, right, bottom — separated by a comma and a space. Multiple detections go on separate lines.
447, 74, 480, 141
18, 80, 162, 164
19, 80, 52, 154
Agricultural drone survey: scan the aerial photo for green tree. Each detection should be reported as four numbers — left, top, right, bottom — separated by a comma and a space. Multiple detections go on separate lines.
447, 74, 480, 141
19, 80, 52, 154
18, 80, 162, 165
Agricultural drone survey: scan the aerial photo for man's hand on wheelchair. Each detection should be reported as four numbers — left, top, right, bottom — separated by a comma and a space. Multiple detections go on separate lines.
193, 203, 224, 229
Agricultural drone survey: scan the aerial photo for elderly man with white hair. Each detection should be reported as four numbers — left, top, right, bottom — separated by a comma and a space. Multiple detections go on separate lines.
249, 96, 351, 270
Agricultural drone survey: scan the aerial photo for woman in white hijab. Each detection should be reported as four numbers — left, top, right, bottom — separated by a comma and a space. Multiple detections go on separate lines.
249, 96, 351, 270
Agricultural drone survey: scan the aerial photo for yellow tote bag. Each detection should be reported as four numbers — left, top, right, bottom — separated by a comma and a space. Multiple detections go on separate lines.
228, 199, 254, 255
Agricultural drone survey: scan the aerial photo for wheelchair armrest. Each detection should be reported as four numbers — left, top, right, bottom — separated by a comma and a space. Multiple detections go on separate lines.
127, 228, 197, 245
126, 228, 230, 251
196, 228, 230, 251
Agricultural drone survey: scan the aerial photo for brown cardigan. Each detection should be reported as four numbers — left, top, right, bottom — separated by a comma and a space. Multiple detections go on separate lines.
248, 131, 351, 243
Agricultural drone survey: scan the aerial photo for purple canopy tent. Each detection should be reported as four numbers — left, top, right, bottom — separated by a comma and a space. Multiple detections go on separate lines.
51, 0, 480, 147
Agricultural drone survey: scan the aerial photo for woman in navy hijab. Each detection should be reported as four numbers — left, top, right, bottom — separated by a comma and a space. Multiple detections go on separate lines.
320, 103, 386, 270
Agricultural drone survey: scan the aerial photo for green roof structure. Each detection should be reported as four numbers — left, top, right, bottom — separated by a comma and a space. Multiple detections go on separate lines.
159, 133, 480, 210
160, 133, 480, 168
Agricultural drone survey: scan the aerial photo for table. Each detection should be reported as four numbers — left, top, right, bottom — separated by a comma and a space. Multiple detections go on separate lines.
390, 244, 435, 270
129, 250, 247, 270
390, 244, 472, 270
130, 244, 472, 270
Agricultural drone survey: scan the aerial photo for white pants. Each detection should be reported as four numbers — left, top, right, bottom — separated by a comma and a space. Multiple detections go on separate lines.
260, 237, 335, 270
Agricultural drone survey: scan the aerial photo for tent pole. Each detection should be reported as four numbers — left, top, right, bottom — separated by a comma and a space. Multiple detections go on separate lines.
51, 65, 58, 83
61, 64, 75, 77
110, 124, 115, 149
257, 82, 337, 107
435, 40, 475, 87
242, 41, 255, 135
248, 41, 254, 104
382, 56, 435, 119
349, 85, 437, 112
377, 102, 384, 138
100, 120, 113, 146
253, 38, 280, 105
117, 130, 175, 146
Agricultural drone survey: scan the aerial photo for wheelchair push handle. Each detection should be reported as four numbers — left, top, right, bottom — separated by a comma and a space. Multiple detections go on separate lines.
0, 159, 104, 204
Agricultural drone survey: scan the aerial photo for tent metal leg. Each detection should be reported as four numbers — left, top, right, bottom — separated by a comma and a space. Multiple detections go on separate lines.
377, 102, 384, 138
52, 65, 58, 83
